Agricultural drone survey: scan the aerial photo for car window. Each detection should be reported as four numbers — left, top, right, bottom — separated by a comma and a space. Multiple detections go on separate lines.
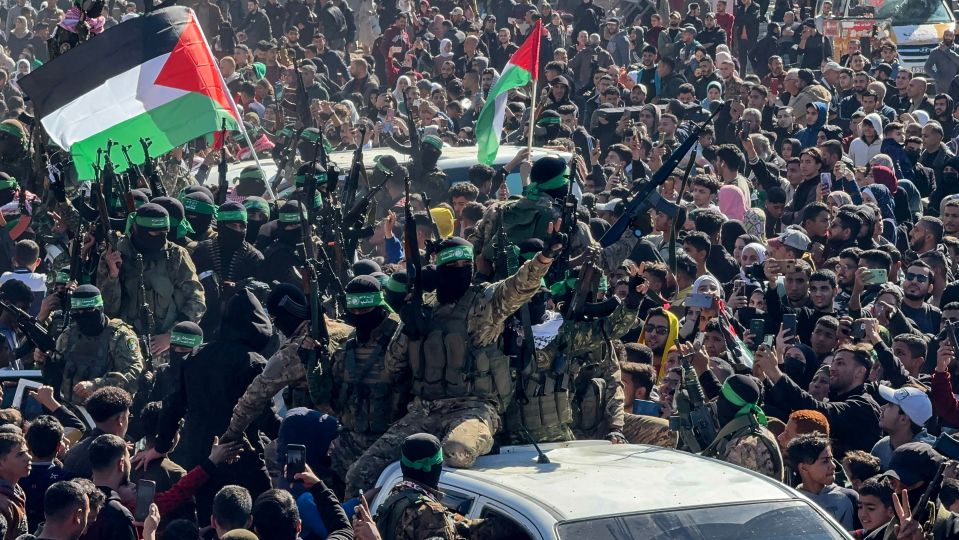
555, 501, 847, 540
477, 504, 537, 540
438, 486, 475, 516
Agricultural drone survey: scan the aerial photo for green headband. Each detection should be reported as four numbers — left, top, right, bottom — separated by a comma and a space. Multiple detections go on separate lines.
537, 115, 562, 125
55, 271, 71, 284
435, 245, 474, 266
239, 169, 265, 182
549, 276, 576, 297
295, 172, 328, 187
135, 215, 170, 230
0, 122, 23, 141
374, 156, 392, 174
172, 217, 194, 238
525, 167, 569, 201
243, 199, 270, 215
422, 135, 443, 150
182, 197, 217, 216
385, 276, 407, 293
71, 295, 103, 309
0, 177, 17, 190
400, 447, 443, 471
279, 211, 303, 223
218, 209, 248, 223
170, 331, 203, 348
720, 382, 767, 426
519, 251, 538, 261
346, 291, 387, 309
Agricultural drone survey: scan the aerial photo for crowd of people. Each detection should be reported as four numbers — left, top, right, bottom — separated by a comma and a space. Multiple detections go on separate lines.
0, 0, 957, 537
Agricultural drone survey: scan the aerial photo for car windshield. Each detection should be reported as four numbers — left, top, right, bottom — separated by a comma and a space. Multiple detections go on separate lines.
556, 501, 848, 540
873, 0, 952, 25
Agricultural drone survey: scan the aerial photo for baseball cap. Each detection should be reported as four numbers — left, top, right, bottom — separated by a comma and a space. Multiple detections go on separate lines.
771, 227, 811, 252
682, 25, 697, 34
879, 385, 932, 426
823, 61, 842, 72
886, 442, 942, 487
596, 198, 625, 215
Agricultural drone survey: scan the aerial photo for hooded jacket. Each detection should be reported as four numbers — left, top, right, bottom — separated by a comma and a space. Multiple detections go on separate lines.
794, 101, 828, 148
155, 289, 274, 469
849, 113, 884, 167
639, 309, 680, 381
788, 84, 832, 128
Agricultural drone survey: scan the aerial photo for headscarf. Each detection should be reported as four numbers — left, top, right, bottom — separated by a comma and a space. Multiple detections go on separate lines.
869, 153, 895, 171
744, 208, 766, 239
338, 99, 360, 124
392, 75, 412, 105
863, 184, 895, 221
693, 275, 722, 294
870, 164, 898, 194
827, 191, 853, 207
638, 309, 680, 381
719, 185, 748, 221
740, 242, 767, 284
438, 38, 453, 57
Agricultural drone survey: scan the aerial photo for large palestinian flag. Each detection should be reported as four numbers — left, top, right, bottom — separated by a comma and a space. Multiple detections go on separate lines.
19, 6, 239, 179
475, 20, 541, 165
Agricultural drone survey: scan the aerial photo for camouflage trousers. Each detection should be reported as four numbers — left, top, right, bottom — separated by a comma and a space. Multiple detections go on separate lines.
344, 397, 501, 497
622, 413, 678, 448
330, 429, 383, 483
500, 422, 574, 446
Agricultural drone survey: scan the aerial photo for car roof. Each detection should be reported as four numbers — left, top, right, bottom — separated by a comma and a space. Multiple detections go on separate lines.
421, 442, 800, 521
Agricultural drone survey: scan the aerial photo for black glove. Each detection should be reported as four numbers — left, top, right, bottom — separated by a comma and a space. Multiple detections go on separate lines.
541, 230, 568, 259
624, 274, 646, 310
399, 303, 424, 339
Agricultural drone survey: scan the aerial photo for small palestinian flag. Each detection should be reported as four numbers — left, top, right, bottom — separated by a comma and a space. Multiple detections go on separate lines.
19, 6, 240, 180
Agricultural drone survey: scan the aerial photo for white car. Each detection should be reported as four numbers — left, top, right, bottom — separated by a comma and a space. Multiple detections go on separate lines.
369, 441, 853, 540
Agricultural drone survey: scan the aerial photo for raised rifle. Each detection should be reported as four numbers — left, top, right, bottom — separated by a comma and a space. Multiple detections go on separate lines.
303, 146, 347, 316
342, 174, 392, 260
420, 192, 442, 248
402, 97, 422, 187
135, 254, 155, 370
669, 355, 718, 453
341, 124, 367, 212
599, 103, 725, 247
402, 173, 428, 338
297, 179, 332, 377
216, 118, 228, 205
102, 139, 118, 214
120, 144, 146, 190
93, 156, 116, 251
547, 153, 579, 284
62, 222, 86, 329
0, 298, 56, 353
139, 138, 166, 198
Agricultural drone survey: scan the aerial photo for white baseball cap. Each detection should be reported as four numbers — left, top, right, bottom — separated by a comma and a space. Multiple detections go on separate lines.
878, 385, 932, 426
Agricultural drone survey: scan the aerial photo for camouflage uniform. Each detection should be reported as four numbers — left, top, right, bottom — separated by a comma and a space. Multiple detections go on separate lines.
375, 480, 481, 540
156, 155, 196, 197
344, 256, 550, 496
568, 304, 636, 440
502, 299, 638, 445
53, 318, 144, 404
470, 197, 594, 266
311, 313, 409, 481
414, 168, 449, 207
702, 415, 784, 481
96, 236, 206, 334
222, 318, 353, 440
622, 413, 679, 448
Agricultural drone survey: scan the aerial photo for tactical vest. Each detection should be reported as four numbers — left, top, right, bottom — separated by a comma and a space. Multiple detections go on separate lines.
702, 414, 785, 481
61, 322, 124, 403
505, 353, 572, 436
121, 243, 186, 334
481, 200, 556, 261
334, 317, 403, 435
571, 350, 609, 434
409, 286, 513, 410
375, 486, 455, 540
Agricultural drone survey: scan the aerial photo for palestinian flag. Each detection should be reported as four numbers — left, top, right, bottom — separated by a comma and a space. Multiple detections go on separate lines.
18, 6, 240, 180
475, 20, 541, 165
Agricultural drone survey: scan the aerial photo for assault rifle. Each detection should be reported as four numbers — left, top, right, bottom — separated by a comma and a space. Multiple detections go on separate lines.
402, 173, 428, 338
135, 254, 155, 370
0, 298, 56, 352
547, 153, 578, 284
342, 174, 392, 261
341, 124, 367, 211
297, 186, 332, 376
93, 160, 116, 251
599, 103, 724, 247
62, 222, 86, 329
669, 355, 718, 453
216, 119, 228, 205
119, 144, 145, 191
139, 138, 166, 198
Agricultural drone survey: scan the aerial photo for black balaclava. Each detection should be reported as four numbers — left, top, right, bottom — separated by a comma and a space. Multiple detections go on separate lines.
243, 196, 271, 244
400, 433, 444, 490
420, 137, 442, 171
169, 321, 203, 365
217, 201, 248, 252
152, 196, 190, 245
344, 275, 389, 342
298, 128, 322, 162
266, 282, 309, 338
130, 203, 170, 256
72, 284, 107, 336
716, 374, 764, 428
352, 259, 382, 276
434, 237, 474, 304
182, 191, 216, 236
384, 271, 409, 311
528, 156, 570, 201
276, 201, 305, 246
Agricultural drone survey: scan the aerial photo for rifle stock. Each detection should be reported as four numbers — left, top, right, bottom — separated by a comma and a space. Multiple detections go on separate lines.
216, 119, 228, 205
0, 298, 56, 352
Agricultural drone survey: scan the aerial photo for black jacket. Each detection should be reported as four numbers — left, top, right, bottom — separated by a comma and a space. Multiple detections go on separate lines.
733, 3, 761, 43
80, 488, 136, 540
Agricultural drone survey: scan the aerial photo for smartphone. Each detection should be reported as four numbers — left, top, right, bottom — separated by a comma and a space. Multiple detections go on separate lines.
134, 480, 156, 522
820, 172, 832, 191
862, 269, 888, 285
286, 444, 306, 481
852, 320, 866, 339
385, 108, 395, 122
763, 334, 775, 347
749, 318, 766, 350
782, 313, 798, 339
685, 292, 714, 309
780, 259, 797, 275
771, 78, 781, 95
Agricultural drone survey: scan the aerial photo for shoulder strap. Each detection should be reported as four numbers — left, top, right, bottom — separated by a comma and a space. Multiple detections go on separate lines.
374, 489, 424, 540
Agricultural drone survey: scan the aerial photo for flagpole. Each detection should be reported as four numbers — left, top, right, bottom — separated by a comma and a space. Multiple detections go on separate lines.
525, 21, 542, 159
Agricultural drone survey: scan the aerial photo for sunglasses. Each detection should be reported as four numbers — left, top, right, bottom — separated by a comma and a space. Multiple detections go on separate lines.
646, 325, 670, 335
905, 272, 930, 283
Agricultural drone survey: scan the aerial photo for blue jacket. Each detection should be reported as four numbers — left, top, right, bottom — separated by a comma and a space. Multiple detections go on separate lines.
794, 102, 828, 148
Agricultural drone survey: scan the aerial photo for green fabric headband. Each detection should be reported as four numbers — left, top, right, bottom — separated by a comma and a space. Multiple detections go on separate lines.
243, 199, 271, 215
346, 291, 387, 309
520, 251, 538, 261
0, 178, 17, 190
71, 295, 103, 309
135, 215, 170, 230
385, 276, 407, 293
279, 211, 303, 223
170, 332, 203, 348
525, 167, 569, 201
550, 276, 576, 297
239, 169, 265, 181
721, 382, 767, 426
172, 217, 194, 238
401, 448, 443, 471
218, 209, 248, 223
182, 197, 217, 216
295, 172, 328, 187
0, 122, 23, 140
435, 245, 473, 266
55, 271, 70, 284
422, 135, 443, 150
374, 156, 391, 174
537, 115, 561, 125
